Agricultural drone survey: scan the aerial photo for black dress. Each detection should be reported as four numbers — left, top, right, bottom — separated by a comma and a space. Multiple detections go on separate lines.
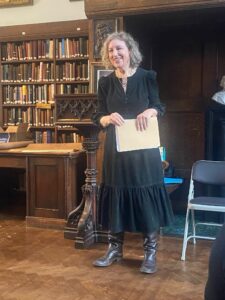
93, 67, 174, 233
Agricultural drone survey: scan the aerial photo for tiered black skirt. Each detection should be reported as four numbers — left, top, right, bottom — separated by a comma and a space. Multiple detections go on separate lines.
98, 125, 174, 233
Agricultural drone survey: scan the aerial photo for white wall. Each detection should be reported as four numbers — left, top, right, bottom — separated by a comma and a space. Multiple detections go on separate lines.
0, 0, 86, 27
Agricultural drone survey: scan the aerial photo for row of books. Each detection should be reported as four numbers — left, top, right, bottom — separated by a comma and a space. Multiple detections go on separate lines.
1, 40, 54, 61
55, 37, 89, 59
3, 84, 55, 104
3, 107, 54, 126
55, 61, 89, 81
1, 37, 89, 62
1, 61, 89, 82
2, 82, 90, 104
55, 83, 89, 94
34, 130, 55, 143
57, 132, 83, 143
2, 62, 54, 82
33, 130, 83, 144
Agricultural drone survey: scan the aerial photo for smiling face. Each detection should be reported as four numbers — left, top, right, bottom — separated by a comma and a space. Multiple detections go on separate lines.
108, 38, 131, 71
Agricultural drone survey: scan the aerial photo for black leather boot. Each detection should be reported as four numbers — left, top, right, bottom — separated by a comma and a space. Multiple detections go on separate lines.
140, 231, 158, 274
93, 232, 124, 267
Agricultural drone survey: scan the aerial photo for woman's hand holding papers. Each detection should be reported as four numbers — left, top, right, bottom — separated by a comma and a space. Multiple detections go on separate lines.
136, 108, 158, 131
100, 112, 125, 127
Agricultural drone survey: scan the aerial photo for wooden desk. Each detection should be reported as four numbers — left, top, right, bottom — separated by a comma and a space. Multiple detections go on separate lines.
0, 144, 86, 229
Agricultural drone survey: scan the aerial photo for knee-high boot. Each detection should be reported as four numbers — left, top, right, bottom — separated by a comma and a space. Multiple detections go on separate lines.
93, 232, 124, 267
140, 231, 158, 274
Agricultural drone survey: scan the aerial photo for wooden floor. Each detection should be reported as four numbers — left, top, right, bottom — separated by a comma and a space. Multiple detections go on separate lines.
0, 208, 212, 300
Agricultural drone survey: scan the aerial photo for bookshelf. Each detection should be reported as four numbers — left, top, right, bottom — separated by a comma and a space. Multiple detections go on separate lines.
55, 125, 83, 143
0, 20, 90, 143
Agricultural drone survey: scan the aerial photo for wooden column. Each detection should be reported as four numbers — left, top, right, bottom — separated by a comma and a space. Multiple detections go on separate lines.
55, 94, 105, 248
64, 124, 100, 248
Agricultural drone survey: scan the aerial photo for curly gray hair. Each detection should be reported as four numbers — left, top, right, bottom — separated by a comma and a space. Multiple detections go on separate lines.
100, 31, 143, 69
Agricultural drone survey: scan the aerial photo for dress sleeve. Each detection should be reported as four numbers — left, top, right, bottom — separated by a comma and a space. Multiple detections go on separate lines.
147, 70, 165, 116
92, 76, 109, 127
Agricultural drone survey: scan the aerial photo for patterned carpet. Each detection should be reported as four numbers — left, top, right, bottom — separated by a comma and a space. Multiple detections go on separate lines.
162, 214, 222, 237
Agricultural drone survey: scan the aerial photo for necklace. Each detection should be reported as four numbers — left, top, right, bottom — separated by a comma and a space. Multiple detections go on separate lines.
115, 68, 136, 92
115, 68, 136, 78
119, 77, 128, 91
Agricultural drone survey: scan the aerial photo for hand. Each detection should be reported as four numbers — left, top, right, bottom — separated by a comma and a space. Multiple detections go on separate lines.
100, 112, 124, 127
136, 108, 158, 131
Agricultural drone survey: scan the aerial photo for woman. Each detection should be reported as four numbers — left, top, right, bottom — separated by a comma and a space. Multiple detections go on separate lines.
92, 31, 174, 274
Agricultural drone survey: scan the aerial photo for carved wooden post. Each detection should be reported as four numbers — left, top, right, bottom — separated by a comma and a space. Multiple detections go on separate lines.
67, 124, 100, 248
55, 94, 101, 248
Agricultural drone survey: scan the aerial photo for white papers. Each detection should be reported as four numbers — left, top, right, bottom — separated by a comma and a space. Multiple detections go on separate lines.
115, 117, 160, 152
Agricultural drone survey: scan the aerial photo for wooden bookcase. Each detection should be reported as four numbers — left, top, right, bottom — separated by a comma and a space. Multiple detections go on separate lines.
0, 19, 89, 143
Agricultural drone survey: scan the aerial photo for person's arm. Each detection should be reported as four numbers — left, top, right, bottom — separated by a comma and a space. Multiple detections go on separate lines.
136, 70, 164, 131
91, 77, 109, 128
147, 70, 165, 116
92, 76, 124, 128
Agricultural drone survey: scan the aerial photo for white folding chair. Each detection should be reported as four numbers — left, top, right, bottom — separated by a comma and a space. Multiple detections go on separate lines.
181, 160, 225, 261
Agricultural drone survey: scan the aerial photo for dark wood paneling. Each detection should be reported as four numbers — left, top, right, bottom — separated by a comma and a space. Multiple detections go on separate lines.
155, 38, 203, 111
156, 30, 206, 175
85, 0, 225, 17
124, 9, 225, 181
159, 112, 205, 177
28, 157, 65, 218
217, 40, 225, 84
202, 41, 218, 103
0, 155, 25, 168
